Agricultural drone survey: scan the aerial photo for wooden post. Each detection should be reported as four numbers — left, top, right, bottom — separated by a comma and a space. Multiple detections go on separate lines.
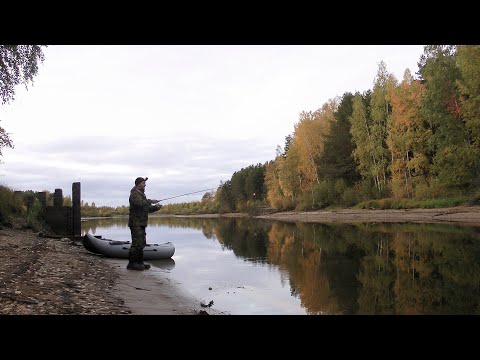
37, 192, 47, 208
72, 182, 81, 237
53, 189, 63, 207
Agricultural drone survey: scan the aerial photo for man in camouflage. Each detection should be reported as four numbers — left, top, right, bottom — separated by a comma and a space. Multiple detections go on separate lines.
127, 177, 162, 271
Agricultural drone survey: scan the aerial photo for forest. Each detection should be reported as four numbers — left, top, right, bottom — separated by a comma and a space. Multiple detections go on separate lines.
158, 45, 480, 216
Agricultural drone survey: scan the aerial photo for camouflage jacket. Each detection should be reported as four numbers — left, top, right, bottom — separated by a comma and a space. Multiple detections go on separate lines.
128, 186, 161, 227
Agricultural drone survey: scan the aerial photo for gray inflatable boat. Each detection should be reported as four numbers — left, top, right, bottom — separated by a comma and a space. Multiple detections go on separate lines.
83, 233, 175, 260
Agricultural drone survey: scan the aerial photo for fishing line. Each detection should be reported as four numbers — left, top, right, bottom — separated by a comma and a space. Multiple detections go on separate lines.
158, 188, 215, 202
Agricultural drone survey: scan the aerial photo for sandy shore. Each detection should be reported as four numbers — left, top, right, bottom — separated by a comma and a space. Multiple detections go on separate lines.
105, 258, 226, 315
256, 206, 480, 226
0, 224, 224, 315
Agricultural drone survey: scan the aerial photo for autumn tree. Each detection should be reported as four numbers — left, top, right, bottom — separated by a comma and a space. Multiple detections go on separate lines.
418, 45, 476, 188
293, 111, 321, 189
291, 100, 337, 193
265, 142, 301, 210
369, 61, 397, 193
277, 141, 302, 204
350, 91, 376, 188
265, 159, 285, 208
283, 134, 292, 158
456, 45, 480, 180
387, 69, 428, 198
265, 140, 302, 209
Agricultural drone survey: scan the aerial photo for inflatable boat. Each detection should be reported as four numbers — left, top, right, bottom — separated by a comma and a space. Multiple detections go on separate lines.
83, 233, 175, 260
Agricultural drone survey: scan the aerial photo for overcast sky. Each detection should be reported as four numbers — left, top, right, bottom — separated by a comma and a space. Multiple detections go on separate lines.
0, 45, 425, 206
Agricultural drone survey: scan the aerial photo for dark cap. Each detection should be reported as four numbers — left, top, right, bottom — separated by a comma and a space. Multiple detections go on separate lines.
135, 177, 148, 185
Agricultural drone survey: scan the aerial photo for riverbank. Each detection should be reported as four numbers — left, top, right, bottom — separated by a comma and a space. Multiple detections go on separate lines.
256, 205, 480, 226
0, 222, 223, 315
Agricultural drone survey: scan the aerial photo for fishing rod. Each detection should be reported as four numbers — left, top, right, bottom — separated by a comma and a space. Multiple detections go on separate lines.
158, 188, 215, 202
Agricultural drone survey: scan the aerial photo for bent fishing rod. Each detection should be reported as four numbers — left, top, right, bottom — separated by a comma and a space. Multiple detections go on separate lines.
157, 188, 215, 202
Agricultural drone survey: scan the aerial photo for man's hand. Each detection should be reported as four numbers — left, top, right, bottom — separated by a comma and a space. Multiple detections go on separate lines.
150, 199, 160, 204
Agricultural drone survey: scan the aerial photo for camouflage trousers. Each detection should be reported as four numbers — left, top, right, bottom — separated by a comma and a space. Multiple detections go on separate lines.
128, 226, 146, 261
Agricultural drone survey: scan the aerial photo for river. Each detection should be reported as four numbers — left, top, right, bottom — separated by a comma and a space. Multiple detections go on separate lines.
82, 216, 480, 315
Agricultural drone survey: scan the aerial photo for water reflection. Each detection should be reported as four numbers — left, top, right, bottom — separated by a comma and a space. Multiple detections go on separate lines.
82, 216, 480, 315
148, 258, 176, 271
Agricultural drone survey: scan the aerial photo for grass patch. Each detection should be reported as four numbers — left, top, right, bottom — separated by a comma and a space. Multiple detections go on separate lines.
0, 185, 25, 226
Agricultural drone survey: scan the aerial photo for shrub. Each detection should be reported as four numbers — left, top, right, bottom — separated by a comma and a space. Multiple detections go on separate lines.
339, 187, 359, 207
0, 185, 25, 225
313, 181, 335, 209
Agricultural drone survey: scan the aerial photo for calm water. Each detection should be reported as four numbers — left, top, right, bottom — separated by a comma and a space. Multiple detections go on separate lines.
81, 216, 480, 315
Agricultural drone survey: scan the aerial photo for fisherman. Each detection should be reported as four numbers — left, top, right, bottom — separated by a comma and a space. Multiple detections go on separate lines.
127, 177, 162, 271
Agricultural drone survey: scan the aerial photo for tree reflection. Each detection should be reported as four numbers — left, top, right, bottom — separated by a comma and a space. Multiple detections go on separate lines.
82, 217, 480, 314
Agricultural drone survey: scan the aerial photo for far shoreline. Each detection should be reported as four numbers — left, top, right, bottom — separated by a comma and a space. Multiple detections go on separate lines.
82, 205, 480, 226
256, 206, 480, 226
